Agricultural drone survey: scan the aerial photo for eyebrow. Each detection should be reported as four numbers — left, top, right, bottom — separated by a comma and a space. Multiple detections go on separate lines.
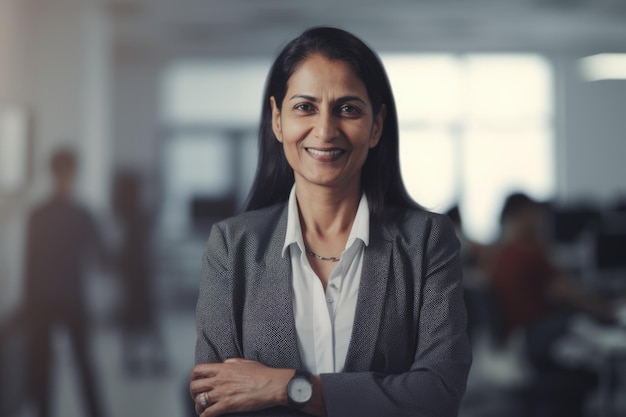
288, 94, 367, 105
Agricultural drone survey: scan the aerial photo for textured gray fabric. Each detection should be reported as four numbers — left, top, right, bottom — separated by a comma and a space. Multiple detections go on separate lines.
195, 204, 472, 417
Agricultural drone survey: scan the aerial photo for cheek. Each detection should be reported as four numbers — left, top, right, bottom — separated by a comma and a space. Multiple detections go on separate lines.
354, 126, 378, 148
279, 132, 300, 165
281, 123, 308, 146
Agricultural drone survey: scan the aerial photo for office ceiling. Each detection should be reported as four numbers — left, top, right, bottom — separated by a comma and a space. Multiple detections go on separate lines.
109, 0, 626, 59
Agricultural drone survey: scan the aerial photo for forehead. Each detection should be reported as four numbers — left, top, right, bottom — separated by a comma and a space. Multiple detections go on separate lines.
285, 54, 368, 97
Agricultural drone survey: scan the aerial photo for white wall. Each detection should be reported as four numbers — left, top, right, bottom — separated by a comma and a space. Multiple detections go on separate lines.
556, 55, 626, 204
0, 0, 24, 316
112, 55, 161, 172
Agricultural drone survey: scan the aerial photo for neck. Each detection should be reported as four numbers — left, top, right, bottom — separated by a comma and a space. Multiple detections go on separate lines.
294, 181, 361, 256
296, 182, 360, 233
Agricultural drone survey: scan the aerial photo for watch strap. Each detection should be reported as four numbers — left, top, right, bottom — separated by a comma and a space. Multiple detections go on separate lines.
293, 369, 311, 380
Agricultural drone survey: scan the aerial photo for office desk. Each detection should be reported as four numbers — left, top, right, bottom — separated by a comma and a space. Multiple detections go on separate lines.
554, 313, 626, 417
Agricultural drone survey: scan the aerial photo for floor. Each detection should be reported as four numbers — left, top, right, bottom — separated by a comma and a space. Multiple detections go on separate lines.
16, 311, 197, 417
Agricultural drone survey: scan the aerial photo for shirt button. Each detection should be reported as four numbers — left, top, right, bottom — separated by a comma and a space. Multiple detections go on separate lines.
326, 297, 334, 303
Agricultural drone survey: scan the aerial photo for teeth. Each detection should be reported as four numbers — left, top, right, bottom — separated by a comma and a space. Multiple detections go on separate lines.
307, 148, 343, 157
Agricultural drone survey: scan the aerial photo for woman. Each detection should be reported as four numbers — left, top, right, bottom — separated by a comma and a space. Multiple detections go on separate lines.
190, 27, 471, 417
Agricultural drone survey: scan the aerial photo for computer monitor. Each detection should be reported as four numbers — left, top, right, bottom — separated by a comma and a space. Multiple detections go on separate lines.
595, 232, 626, 270
550, 206, 600, 243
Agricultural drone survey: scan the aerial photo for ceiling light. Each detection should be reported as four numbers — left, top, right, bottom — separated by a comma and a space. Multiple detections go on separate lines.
579, 53, 626, 81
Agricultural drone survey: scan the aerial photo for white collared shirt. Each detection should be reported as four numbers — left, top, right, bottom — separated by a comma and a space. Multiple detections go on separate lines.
282, 185, 369, 374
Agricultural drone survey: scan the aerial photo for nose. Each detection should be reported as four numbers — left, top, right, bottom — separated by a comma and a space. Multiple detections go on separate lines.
314, 110, 338, 141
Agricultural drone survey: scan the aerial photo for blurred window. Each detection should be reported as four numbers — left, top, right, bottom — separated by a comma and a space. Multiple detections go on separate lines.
160, 60, 265, 237
161, 134, 234, 235
383, 53, 554, 242
161, 59, 269, 126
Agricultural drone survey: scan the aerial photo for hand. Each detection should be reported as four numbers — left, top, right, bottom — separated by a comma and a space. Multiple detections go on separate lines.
190, 358, 294, 417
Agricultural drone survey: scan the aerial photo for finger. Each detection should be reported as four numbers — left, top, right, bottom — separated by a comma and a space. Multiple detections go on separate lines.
197, 401, 213, 417
201, 401, 229, 417
194, 393, 205, 415
190, 379, 213, 399
200, 399, 226, 417
224, 357, 248, 364
190, 380, 200, 399
204, 391, 215, 408
191, 363, 220, 380
195, 392, 213, 415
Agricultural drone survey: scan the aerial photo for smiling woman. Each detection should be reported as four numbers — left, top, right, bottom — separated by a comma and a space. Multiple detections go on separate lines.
270, 55, 383, 196
190, 26, 471, 417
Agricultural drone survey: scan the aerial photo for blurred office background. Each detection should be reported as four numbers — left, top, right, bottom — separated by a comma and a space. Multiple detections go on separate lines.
1, 0, 626, 416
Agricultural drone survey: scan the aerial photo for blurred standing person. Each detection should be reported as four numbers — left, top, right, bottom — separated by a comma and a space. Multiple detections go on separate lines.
489, 192, 613, 417
23, 147, 107, 417
112, 170, 167, 376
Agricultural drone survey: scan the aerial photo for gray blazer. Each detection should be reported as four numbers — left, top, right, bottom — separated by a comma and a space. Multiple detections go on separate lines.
195, 204, 472, 417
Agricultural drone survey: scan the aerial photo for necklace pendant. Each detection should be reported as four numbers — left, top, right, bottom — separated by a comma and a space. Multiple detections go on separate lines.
305, 247, 340, 262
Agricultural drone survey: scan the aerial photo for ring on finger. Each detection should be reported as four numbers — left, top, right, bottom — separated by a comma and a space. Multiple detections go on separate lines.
198, 392, 208, 408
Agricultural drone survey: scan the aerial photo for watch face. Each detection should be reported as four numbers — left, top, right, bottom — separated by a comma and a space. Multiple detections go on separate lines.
288, 377, 313, 404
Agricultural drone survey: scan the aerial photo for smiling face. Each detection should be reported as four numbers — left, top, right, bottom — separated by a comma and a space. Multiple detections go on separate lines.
271, 54, 384, 194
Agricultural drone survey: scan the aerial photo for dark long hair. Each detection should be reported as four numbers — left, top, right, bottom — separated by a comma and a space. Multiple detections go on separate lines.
245, 26, 419, 217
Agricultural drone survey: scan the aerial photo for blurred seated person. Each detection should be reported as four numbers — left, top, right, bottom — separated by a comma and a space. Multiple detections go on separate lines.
445, 204, 491, 289
489, 192, 614, 417
446, 205, 489, 341
445, 205, 484, 269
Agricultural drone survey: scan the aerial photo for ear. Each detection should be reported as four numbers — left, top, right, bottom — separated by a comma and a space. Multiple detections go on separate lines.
270, 96, 282, 143
369, 104, 386, 148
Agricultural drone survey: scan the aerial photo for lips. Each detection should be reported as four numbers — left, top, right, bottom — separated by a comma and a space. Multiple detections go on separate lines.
305, 147, 346, 161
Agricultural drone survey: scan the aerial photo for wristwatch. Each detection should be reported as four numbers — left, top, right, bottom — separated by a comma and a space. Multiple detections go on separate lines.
286, 370, 313, 409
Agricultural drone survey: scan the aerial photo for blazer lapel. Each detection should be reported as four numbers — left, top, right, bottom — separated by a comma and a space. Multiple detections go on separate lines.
254, 205, 305, 370
343, 220, 393, 371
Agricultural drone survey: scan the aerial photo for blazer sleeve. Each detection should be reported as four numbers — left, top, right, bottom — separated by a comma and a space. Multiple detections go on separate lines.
194, 217, 311, 417
321, 215, 472, 417
195, 222, 243, 364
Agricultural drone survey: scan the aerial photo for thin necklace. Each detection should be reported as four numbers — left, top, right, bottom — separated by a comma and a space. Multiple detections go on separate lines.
305, 246, 341, 262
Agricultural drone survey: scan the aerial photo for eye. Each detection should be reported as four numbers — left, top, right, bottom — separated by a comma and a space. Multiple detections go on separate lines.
293, 103, 314, 112
338, 104, 362, 117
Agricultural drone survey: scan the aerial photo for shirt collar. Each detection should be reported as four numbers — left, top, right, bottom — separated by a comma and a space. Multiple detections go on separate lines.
282, 185, 370, 258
